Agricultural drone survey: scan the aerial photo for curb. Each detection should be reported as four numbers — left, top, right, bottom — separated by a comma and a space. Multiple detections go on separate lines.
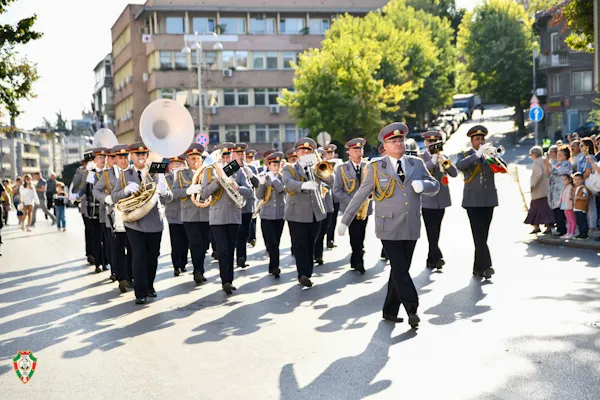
536, 236, 600, 251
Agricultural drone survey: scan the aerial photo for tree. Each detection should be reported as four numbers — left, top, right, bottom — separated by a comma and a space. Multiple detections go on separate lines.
406, 0, 465, 43
553, 0, 594, 53
457, 0, 534, 132
280, 14, 414, 143
0, 0, 42, 120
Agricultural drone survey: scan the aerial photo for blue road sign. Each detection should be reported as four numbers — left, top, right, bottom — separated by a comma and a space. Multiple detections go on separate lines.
529, 106, 544, 123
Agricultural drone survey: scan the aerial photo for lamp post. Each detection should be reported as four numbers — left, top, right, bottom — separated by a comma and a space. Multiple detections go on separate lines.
182, 32, 224, 134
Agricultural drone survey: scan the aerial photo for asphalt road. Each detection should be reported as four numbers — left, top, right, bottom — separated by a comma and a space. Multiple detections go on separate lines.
1, 106, 599, 399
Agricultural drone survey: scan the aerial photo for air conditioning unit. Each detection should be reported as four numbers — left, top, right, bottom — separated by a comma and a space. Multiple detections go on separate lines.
208, 106, 217, 115
223, 69, 233, 77
270, 105, 280, 114
142, 72, 149, 82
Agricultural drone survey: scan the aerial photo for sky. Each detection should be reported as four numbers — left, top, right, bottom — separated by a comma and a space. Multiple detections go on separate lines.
1, 0, 483, 130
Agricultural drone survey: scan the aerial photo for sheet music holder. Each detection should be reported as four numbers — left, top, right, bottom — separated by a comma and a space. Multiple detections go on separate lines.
149, 162, 168, 174
223, 159, 240, 177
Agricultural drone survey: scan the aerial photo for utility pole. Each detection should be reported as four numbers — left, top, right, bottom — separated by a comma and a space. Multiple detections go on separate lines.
533, 48, 538, 146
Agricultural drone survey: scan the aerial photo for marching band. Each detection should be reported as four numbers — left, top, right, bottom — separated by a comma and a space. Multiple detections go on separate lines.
67, 99, 504, 329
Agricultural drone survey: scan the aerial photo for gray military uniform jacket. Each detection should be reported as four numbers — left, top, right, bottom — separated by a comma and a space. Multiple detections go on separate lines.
76, 169, 102, 219
420, 151, 458, 209
92, 168, 120, 228
256, 173, 285, 220
201, 168, 253, 226
164, 172, 182, 225
282, 163, 335, 223
241, 165, 260, 215
72, 166, 86, 215
169, 168, 210, 223
341, 155, 440, 241
333, 160, 373, 217
111, 168, 173, 233
455, 149, 498, 208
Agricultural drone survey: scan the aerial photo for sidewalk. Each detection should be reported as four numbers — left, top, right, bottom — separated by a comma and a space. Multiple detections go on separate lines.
511, 133, 600, 251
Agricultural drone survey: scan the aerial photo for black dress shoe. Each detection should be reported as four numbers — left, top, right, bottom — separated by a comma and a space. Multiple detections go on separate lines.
435, 259, 445, 270
426, 261, 435, 269
237, 257, 248, 268
483, 267, 495, 280
355, 263, 366, 274
223, 283, 233, 295
231, 285, 237, 291
148, 290, 157, 298
102, 266, 109, 271
472, 270, 483, 278
299, 275, 313, 288
272, 268, 281, 278
194, 273, 205, 285
95, 266, 102, 273
180, 267, 187, 272
87, 255, 95, 265
118, 280, 128, 293
110, 274, 118, 282
211, 252, 219, 259
135, 297, 146, 305
408, 314, 420, 329
315, 257, 324, 265
326, 240, 335, 249
383, 314, 404, 323
174, 269, 180, 277
249, 239, 256, 247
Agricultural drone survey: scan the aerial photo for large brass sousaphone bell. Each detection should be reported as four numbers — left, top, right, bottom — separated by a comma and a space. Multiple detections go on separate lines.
115, 99, 194, 222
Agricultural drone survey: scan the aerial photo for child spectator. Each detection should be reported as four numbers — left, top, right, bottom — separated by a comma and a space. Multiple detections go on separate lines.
560, 174, 576, 239
54, 182, 68, 232
573, 172, 589, 239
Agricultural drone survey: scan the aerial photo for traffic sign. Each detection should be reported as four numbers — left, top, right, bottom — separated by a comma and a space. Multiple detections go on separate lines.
530, 94, 539, 105
195, 133, 209, 146
142, 34, 152, 43
529, 106, 544, 123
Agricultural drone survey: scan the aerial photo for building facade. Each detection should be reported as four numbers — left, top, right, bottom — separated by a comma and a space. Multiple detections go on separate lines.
0, 130, 41, 179
39, 132, 65, 178
536, 9, 596, 138
92, 54, 115, 131
110, 0, 388, 151
63, 134, 93, 166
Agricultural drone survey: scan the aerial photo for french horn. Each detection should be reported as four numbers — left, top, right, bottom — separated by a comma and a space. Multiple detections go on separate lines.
116, 99, 195, 222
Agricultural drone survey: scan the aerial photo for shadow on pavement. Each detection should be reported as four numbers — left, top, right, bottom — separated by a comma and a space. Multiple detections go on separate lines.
424, 279, 490, 325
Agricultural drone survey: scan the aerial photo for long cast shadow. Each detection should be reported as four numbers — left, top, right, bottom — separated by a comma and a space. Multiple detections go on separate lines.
279, 321, 416, 399
424, 279, 490, 325
0, 257, 87, 281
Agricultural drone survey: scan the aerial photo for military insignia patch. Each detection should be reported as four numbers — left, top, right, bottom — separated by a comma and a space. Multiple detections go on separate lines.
13, 351, 37, 384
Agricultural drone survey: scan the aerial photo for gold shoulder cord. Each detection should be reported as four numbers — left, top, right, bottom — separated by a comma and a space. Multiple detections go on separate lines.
263, 184, 273, 204
462, 151, 481, 184
177, 170, 189, 201
119, 170, 126, 189
340, 166, 356, 193
372, 163, 395, 201
207, 168, 222, 206
285, 165, 304, 195
103, 170, 113, 194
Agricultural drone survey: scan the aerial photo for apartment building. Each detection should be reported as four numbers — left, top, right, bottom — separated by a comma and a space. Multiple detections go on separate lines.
110, 0, 388, 152
536, 9, 596, 138
63, 134, 93, 166
39, 132, 65, 177
0, 130, 42, 179
92, 54, 116, 131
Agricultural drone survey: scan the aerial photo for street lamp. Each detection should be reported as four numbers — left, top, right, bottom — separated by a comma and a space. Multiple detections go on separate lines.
182, 32, 224, 134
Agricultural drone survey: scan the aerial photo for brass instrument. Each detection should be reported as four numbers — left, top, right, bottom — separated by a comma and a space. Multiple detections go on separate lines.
299, 151, 327, 214
116, 99, 194, 222
428, 141, 452, 170
482, 144, 508, 174
191, 148, 247, 209
355, 162, 372, 221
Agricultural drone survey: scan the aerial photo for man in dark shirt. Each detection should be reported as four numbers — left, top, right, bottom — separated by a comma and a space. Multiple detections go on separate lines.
0, 181, 8, 255
46, 173, 57, 214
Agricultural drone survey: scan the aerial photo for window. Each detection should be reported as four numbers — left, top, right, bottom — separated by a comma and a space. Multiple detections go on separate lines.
280, 18, 305, 34
255, 88, 280, 106
268, 88, 280, 105
192, 89, 218, 106
267, 52, 278, 69
176, 90, 189, 105
166, 17, 184, 34
159, 51, 172, 69
224, 88, 250, 106
222, 51, 235, 69
225, 125, 237, 142
235, 51, 248, 70
192, 17, 215, 33
285, 124, 297, 142
174, 52, 188, 70
209, 125, 220, 144
572, 71, 593, 93
250, 18, 276, 34
550, 32, 560, 53
283, 52, 296, 69
255, 124, 267, 143
269, 124, 280, 143
253, 52, 265, 69
239, 125, 250, 142
551, 74, 561, 95
159, 89, 175, 100
219, 17, 246, 34
309, 18, 329, 34
192, 51, 217, 69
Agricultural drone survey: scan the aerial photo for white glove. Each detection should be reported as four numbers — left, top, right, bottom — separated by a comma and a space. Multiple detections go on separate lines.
475, 147, 484, 158
337, 222, 348, 236
157, 181, 168, 195
301, 181, 319, 191
267, 171, 276, 181
186, 184, 202, 195
124, 182, 140, 195
69, 193, 79, 201
104, 196, 113, 205
431, 154, 439, 164
86, 162, 95, 171
86, 171, 96, 184
411, 180, 424, 193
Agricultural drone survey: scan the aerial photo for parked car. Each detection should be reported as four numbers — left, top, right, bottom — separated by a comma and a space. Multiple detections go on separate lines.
569, 121, 598, 139
406, 128, 428, 154
432, 118, 453, 141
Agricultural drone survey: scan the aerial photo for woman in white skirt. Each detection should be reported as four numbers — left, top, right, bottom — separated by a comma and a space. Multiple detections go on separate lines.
19, 174, 39, 231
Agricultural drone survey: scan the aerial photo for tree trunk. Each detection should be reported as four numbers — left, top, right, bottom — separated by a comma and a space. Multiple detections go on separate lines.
515, 103, 525, 135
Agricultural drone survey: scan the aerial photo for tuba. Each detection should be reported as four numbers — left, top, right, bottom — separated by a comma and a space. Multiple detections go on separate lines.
190, 148, 247, 209
116, 99, 194, 222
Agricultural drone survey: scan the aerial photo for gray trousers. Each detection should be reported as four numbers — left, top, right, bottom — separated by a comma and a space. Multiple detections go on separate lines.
32, 198, 57, 225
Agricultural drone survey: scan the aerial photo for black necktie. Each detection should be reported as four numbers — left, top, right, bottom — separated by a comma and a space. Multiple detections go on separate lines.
397, 160, 405, 182
355, 165, 361, 184
137, 170, 142, 184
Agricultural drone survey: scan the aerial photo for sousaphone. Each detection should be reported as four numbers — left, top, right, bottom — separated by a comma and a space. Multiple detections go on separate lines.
116, 99, 195, 222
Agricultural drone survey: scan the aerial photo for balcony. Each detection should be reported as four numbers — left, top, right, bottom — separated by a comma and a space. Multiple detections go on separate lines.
539, 54, 569, 69
146, 69, 295, 91
94, 77, 114, 93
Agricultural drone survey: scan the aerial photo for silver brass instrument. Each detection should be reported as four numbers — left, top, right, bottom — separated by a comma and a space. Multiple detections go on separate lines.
482, 144, 508, 174
116, 99, 194, 222
299, 151, 328, 214
191, 148, 247, 209
428, 141, 452, 170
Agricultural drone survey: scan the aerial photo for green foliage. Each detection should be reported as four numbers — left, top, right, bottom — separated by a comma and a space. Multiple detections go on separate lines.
60, 162, 80, 189
458, 0, 534, 129
589, 99, 600, 126
561, 0, 594, 53
0, 0, 42, 119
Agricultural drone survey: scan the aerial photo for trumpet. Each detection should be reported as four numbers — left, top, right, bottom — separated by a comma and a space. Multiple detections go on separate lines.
482, 144, 508, 174
428, 141, 452, 170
